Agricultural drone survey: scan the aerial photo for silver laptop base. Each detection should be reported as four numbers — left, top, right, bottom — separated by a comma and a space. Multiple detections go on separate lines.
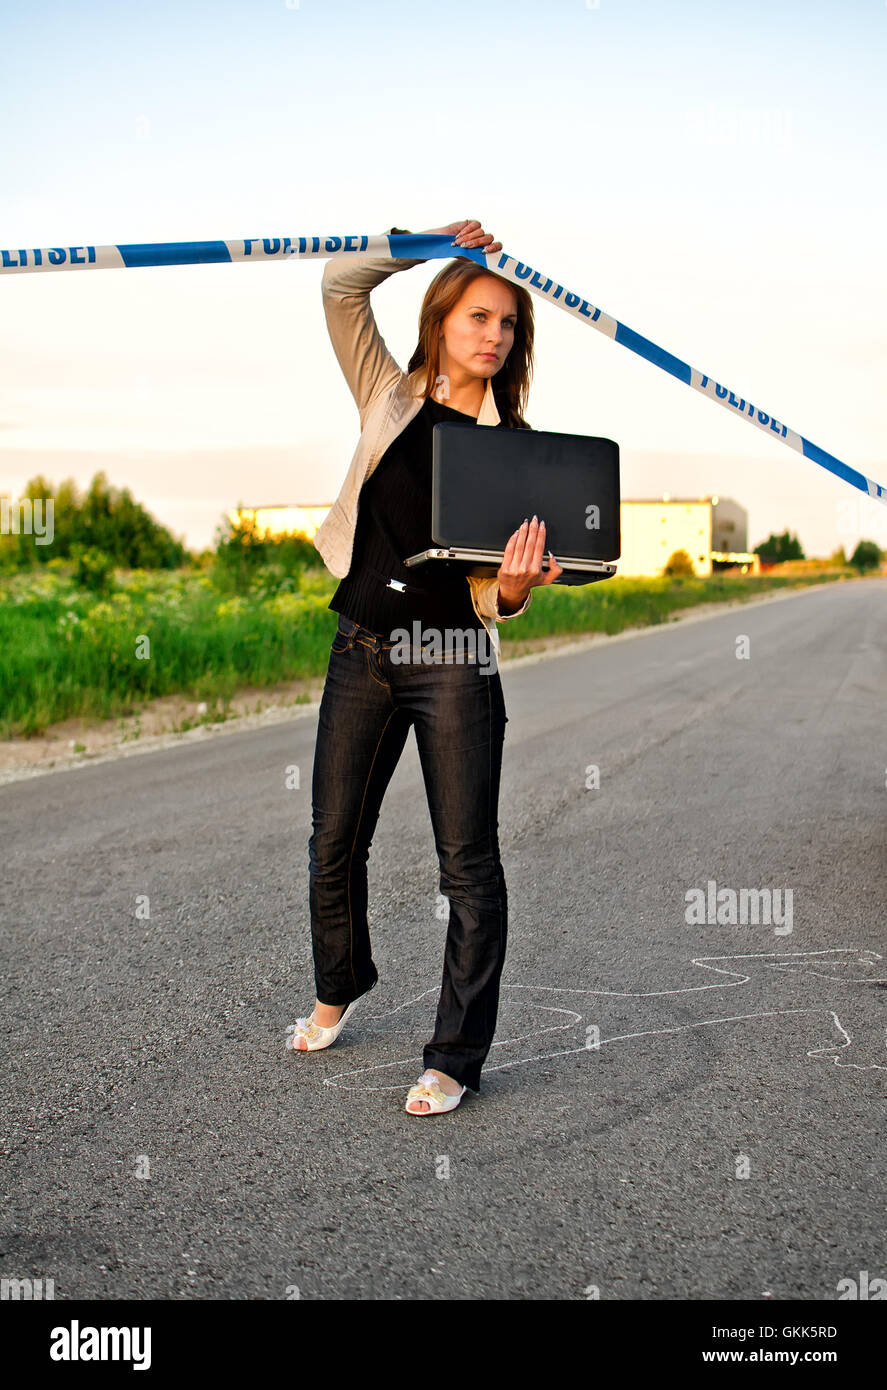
404, 547, 617, 578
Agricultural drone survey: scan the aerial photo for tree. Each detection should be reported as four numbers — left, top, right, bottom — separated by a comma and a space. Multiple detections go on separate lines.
849, 540, 882, 572
3, 470, 189, 570
753, 529, 805, 564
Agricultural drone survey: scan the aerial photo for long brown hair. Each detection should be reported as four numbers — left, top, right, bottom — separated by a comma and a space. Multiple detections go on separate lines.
407, 260, 535, 429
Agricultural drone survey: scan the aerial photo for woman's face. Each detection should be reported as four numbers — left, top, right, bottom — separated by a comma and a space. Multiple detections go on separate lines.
437, 276, 518, 385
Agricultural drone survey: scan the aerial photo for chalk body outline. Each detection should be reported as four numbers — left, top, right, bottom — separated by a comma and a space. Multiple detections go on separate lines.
314, 950, 887, 1090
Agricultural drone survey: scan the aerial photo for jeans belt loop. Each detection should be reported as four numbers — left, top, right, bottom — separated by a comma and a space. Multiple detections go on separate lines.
337, 615, 359, 649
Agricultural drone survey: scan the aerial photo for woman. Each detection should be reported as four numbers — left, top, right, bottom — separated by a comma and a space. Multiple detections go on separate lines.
286, 219, 563, 1115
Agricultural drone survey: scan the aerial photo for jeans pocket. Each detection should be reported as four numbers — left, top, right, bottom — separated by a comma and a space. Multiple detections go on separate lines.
330, 615, 359, 654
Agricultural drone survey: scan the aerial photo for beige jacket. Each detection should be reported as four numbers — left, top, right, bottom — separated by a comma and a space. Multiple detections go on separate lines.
312, 245, 533, 655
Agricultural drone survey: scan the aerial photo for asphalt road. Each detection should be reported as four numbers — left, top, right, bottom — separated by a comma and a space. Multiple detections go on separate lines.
1, 579, 885, 1301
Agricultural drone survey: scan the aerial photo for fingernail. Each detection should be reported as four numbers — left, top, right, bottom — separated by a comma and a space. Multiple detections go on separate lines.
532, 514, 538, 523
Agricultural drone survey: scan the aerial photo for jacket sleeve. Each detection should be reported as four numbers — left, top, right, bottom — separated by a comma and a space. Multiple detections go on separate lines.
467, 574, 533, 624
321, 230, 426, 427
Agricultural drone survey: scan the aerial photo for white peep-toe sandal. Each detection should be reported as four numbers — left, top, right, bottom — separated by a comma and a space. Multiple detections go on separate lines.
285, 1000, 359, 1052
405, 1070, 467, 1116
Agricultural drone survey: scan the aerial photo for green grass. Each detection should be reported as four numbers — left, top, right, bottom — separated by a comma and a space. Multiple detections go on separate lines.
0, 563, 850, 738
500, 569, 845, 641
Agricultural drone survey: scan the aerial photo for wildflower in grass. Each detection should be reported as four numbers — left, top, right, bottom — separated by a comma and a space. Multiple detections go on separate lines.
267, 592, 306, 620
215, 597, 247, 620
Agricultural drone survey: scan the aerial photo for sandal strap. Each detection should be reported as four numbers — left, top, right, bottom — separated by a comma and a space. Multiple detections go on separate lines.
409, 1074, 448, 1102
293, 1016, 323, 1037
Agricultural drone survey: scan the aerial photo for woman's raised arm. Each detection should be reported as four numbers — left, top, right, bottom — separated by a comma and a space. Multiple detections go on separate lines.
320, 226, 424, 424
320, 220, 503, 425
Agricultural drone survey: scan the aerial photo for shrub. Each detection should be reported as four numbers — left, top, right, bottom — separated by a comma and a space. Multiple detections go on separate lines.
71, 544, 116, 594
213, 512, 324, 595
663, 549, 695, 577
850, 540, 882, 571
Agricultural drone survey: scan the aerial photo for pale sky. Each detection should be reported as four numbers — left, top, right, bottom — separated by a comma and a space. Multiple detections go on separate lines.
2, 0, 886, 557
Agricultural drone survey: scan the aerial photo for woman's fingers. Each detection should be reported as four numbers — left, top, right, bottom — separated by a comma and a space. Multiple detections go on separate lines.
532, 517, 547, 567
502, 525, 518, 561
500, 517, 554, 588
499, 518, 565, 595
503, 518, 529, 570
497, 520, 526, 588
461, 235, 501, 253
451, 219, 502, 253
542, 548, 564, 585
448, 219, 480, 240
517, 516, 535, 568
516, 516, 543, 569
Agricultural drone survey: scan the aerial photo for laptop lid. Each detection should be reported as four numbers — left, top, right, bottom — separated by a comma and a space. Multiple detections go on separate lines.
431, 423, 621, 562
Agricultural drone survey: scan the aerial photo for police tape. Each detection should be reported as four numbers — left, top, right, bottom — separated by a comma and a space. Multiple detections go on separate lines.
2, 230, 884, 508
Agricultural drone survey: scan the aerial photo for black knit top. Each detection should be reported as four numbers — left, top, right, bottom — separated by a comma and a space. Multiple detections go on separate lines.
329, 395, 501, 636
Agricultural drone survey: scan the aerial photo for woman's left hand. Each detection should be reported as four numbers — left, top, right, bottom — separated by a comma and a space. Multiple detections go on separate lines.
497, 517, 564, 610
435, 219, 502, 255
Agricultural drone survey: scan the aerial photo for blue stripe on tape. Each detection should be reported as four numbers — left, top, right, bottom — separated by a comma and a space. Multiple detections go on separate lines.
614, 323, 692, 384
117, 240, 232, 268
387, 233, 486, 264
3, 230, 885, 508
801, 438, 872, 497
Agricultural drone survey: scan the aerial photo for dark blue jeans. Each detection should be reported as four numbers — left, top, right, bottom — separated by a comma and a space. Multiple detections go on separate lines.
308, 613, 509, 1092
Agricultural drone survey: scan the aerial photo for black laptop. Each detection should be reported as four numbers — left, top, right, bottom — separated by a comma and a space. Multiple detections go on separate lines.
403, 423, 620, 585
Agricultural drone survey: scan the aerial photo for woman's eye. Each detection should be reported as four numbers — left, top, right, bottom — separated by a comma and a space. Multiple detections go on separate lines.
473, 312, 516, 328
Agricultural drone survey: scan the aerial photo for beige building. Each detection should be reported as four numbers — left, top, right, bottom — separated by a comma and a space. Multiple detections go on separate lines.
619, 495, 758, 577
231, 493, 759, 578
228, 503, 330, 540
